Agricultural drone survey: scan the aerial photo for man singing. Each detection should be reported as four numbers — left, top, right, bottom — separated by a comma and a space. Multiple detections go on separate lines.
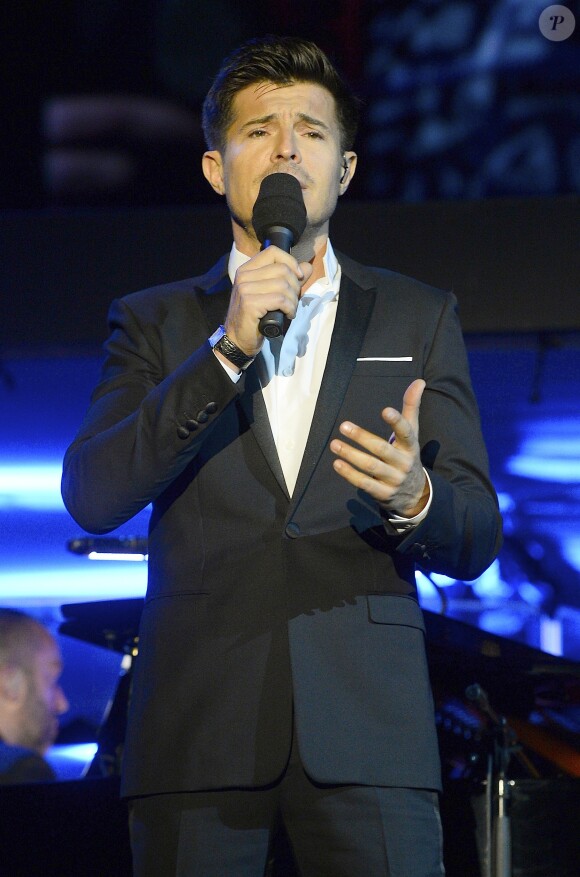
62, 35, 502, 877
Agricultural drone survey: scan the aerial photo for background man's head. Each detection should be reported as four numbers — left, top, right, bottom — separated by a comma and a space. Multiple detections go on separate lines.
202, 35, 360, 155
0, 609, 68, 755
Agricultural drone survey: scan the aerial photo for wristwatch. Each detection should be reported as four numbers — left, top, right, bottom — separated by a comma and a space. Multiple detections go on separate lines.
209, 325, 255, 371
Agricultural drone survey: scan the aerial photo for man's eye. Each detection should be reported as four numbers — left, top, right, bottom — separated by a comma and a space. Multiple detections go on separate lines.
305, 130, 324, 139
249, 129, 267, 138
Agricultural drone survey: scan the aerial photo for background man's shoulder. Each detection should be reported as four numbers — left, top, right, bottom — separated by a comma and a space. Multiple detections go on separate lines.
0, 743, 56, 785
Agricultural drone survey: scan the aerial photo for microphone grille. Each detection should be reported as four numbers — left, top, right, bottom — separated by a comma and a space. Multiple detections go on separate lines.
252, 173, 307, 245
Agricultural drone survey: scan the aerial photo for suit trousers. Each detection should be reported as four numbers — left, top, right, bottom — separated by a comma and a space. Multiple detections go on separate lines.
128, 730, 445, 877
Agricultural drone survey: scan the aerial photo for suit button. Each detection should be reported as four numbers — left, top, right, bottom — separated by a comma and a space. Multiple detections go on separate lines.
205, 401, 218, 414
196, 409, 209, 423
177, 426, 190, 440
285, 522, 301, 538
185, 419, 199, 431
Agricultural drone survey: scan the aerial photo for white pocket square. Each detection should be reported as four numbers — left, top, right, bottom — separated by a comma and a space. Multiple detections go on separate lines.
356, 356, 413, 362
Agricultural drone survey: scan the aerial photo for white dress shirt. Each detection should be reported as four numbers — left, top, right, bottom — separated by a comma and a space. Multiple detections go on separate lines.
228, 241, 339, 495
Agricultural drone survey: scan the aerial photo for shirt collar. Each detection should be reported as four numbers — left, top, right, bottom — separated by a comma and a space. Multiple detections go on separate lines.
228, 240, 339, 297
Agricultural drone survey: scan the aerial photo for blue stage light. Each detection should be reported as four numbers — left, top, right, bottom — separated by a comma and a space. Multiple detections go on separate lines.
562, 536, 580, 573
506, 421, 580, 482
46, 743, 99, 780
471, 559, 513, 599
478, 609, 526, 638
0, 463, 65, 510
0, 565, 147, 604
507, 456, 580, 481
50, 742, 99, 763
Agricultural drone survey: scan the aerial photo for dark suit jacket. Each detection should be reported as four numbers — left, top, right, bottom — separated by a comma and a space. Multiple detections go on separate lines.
0, 741, 56, 785
62, 250, 502, 799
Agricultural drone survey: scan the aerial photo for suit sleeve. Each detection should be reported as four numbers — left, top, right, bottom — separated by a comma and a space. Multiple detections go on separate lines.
61, 295, 240, 534
395, 291, 503, 580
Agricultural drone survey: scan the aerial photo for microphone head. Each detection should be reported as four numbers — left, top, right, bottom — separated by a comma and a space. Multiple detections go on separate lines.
465, 683, 488, 706
252, 173, 307, 246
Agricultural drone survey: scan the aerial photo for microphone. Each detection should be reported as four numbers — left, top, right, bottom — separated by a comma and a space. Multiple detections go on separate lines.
252, 173, 307, 338
465, 684, 489, 708
465, 683, 499, 723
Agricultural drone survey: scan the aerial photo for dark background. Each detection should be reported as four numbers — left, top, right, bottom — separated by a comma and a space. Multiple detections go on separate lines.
2, 0, 579, 209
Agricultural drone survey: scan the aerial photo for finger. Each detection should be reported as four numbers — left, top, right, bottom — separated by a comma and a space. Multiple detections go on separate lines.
335, 420, 393, 462
329, 444, 399, 502
330, 437, 388, 478
234, 264, 303, 314
383, 379, 425, 449
237, 264, 303, 294
331, 456, 388, 498
298, 261, 314, 286
401, 379, 425, 434
243, 245, 306, 280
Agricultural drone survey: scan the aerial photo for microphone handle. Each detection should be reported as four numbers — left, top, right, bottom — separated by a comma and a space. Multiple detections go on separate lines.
258, 226, 294, 338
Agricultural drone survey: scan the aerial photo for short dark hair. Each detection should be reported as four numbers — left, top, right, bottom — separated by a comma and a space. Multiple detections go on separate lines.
202, 35, 360, 153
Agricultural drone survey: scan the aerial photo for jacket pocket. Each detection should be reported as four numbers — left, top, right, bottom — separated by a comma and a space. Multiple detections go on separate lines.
367, 593, 426, 632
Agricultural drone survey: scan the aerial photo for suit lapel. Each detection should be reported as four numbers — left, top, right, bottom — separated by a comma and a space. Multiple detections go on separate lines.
290, 272, 377, 510
239, 367, 290, 497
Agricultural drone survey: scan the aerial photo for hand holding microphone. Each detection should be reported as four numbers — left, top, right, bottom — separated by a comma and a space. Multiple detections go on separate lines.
221, 174, 311, 361
252, 173, 307, 338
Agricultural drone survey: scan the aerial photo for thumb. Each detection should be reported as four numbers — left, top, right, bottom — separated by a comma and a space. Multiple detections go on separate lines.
401, 379, 426, 437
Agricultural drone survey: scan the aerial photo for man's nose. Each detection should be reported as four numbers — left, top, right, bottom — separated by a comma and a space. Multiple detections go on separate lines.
271, 129, 301, 164
56, 685, 69, 715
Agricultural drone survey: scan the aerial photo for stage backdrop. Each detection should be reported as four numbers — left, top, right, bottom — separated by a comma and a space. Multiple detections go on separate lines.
1, 195, 579, 353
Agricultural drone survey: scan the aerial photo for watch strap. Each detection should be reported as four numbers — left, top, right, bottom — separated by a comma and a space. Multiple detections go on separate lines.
209, 325, 255, 371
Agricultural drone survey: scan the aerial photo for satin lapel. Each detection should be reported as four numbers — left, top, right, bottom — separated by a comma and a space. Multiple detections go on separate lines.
238, 366, 290, 499
290, 274, 377, 510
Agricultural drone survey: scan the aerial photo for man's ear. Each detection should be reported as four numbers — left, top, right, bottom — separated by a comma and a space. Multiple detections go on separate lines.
0, 667, 26, 705
202, 150, 225, 196
339, 151, 357, 194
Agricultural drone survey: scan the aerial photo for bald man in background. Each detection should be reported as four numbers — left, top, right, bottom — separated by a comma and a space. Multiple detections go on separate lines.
0, 608, 69, 785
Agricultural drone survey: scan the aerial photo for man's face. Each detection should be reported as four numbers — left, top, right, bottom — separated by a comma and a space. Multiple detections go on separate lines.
203, 81, 356, 254
19, 634, 69, 755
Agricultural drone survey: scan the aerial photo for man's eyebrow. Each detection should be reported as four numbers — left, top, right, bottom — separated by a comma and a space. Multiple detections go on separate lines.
238, 113, 331, 132
239, 114, 277, 132
297, 113, 331, 131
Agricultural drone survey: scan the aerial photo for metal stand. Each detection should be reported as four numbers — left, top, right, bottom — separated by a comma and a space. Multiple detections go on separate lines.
492, 731, 512, 877
466, 684, 540, 877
